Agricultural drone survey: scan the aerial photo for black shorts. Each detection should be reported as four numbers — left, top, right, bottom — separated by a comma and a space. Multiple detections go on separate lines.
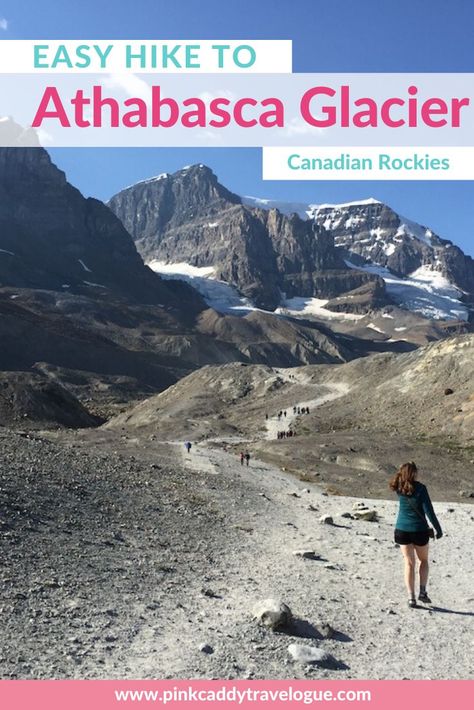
394, 529, 430, 546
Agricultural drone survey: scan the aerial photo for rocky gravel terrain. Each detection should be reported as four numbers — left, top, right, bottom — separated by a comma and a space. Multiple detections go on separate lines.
107, 336, 474, 502
0, 427, 473, 680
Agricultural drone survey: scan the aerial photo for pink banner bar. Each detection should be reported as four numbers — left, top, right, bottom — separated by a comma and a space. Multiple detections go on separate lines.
0, 680, 472, 710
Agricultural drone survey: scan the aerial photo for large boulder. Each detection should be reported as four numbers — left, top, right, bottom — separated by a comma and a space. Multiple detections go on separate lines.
252, 599, 292, 630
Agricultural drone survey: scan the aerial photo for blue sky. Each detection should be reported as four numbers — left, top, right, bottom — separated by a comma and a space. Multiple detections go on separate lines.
1, 0, 474, 254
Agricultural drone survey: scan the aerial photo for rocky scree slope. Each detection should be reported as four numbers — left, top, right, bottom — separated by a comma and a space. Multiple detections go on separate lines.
0, 371, 101, 429
107, 334, 474, 445
107, 335, 474, 501
314, 333, 474, 443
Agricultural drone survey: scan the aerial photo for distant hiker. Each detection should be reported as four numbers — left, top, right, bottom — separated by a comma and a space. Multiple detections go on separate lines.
245, 451, 251, 466
265, 413, 268, 420
389, 462, 443, 609
184, 441, 192, 454
293, 406, 297, 414
297, 407, 301, 415
240, 451, 245, 466
284, 410, 287, 417
306, 407, 310, 414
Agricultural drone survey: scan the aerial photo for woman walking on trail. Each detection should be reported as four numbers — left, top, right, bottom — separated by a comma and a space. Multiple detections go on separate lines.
389, 462, 443, 608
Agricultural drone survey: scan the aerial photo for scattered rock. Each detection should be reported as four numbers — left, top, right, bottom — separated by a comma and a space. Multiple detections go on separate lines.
352, 509, 378, 522
444, 388, 454, 395
292, 550, 320, 560
201, 588, 221, 599
316, 622, 335, 639
252, 599, 292, 630
288, 644, 330, 665
319, 515, 333, 525
199, 644, 214, 655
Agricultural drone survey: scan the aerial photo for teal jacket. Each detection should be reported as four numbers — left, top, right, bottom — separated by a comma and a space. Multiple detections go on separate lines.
395, 481, 442, 535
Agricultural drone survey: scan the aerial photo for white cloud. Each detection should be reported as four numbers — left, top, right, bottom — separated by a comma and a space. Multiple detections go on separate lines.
284, 116, 325, 136
34, 127, 54, 145
198, 90, 236, 103
104, 73, 152, 101
0, 18, 8, 31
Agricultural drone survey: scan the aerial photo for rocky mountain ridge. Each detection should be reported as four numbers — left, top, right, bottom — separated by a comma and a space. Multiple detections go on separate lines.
108, 165, 382, 312
1, 144, 409, 425
312, 200, 474, 312
0, 143, 182, 306
109, 168, 474, 322
1, 141, 471, 426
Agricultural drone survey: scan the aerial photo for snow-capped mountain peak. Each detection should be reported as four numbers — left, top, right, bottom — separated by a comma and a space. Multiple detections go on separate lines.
240, 191, 474, 322
108, 166, 474, 323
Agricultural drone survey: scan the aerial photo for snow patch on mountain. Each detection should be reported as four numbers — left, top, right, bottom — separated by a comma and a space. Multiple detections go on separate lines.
78, 259, 92, 273
146, 257, 467, 324
243, 196, 383, 221
345, 260, 468, 321
120, 173, 170, 191
277, 297, 364, 322
314, 198, 381, 210
242, 196, 311, 219
147, 260, 257, 314
396, 217, 433, 247
147, 261, 366, 323
148, 261, 216, 279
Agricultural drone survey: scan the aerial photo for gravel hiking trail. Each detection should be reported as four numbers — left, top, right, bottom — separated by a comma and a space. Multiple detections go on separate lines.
265, 371, 350, 440
0, 422, 472, 680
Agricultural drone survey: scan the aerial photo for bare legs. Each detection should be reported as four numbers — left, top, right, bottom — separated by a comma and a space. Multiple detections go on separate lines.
401, 544, 416, 599
415, 543, 429, 589
400, 543, 430, 600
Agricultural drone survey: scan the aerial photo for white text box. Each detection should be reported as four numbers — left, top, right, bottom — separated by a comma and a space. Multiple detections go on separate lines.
263, 146, 474, 180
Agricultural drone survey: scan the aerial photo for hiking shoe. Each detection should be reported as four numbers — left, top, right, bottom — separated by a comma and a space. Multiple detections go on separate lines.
418, 591, 432, 604
408, 598, 417, 608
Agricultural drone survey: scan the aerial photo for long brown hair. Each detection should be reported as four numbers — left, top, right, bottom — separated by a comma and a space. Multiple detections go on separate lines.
389, 462, 417, 496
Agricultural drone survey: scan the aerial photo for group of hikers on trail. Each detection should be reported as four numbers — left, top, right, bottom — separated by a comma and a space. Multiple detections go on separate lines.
276, 429, 296, 440
294, 405, 310, 415
265, 405, 311, 423
265, 410, 287, 421
240, 451, 251, 466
